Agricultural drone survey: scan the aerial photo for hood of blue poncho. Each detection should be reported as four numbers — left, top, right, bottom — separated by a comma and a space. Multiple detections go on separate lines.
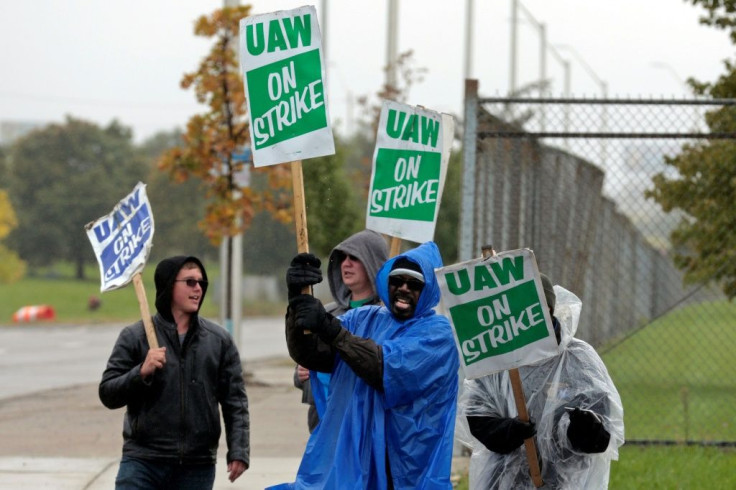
376, 241, 443, 320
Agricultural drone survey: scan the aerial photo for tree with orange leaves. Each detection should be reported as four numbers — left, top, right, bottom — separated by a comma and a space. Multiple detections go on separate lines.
158, 5, 293, 246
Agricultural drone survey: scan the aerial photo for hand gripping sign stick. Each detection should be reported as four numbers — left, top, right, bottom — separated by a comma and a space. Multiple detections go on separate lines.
481, 245, 544, 488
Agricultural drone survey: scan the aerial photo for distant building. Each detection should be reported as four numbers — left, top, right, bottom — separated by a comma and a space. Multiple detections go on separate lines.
0, 120, 46, 146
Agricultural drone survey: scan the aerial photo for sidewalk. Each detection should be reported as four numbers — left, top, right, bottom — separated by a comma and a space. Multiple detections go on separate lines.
0, 356, 309, 489
0, 355, 468, 488
0, 456, 303, 489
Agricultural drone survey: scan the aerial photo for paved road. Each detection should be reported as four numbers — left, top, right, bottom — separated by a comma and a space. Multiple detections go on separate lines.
0, 317, 315, 489
0, 317, 470, 488
0, 316, 286, 400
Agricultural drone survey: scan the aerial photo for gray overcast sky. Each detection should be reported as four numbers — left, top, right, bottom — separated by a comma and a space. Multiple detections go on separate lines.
0, 0, 732, 143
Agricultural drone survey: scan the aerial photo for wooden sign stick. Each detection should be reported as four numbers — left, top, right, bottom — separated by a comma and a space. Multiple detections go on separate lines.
481, 245, 543, 487
389, 236, 402, 258
291, 160, 314, 334
291, 160, 310, 257
133, 272, 159, 349
509, 368, 544, 487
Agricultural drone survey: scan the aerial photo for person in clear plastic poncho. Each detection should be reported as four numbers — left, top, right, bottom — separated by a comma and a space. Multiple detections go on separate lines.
456, 276, 625, 489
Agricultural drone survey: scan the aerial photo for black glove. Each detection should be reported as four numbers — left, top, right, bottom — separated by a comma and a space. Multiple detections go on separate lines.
286, 253, 323, 300
289, 294, 342, 343
467, 415, 536, 454
567, 407, 611, 453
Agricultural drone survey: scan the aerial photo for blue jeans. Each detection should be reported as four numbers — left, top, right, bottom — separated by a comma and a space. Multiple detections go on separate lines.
115, 456, 216, 490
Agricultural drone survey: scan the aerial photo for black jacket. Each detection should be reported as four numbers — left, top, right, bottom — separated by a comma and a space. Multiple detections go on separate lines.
99, 313, 250, 465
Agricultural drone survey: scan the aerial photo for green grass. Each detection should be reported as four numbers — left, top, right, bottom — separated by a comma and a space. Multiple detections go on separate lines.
453, 445, 736, 489
0, 262, 284, 325
601, 300, 736, 442
609, 445, 736, 489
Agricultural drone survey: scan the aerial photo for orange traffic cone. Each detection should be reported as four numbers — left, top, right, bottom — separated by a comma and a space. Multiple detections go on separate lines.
12, 305, 56, 322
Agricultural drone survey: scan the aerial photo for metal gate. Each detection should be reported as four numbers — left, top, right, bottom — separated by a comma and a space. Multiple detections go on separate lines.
461, 79, 736, 445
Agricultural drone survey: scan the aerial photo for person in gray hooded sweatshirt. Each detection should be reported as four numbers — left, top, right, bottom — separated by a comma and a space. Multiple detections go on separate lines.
290, 230, 389, 432
99, 256, 249, 489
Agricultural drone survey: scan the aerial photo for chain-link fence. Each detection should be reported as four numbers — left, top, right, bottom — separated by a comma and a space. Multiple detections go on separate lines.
461, 79, 736, 445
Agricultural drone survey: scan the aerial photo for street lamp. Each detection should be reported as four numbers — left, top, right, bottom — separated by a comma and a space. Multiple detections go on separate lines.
509, 0, 549, 98
650, 61, 699, 132
547, 44, 571, 137
650, 61, 692, 95
554, 44, 608, 164
510, 1, 555, 130
555, 44, 608, 99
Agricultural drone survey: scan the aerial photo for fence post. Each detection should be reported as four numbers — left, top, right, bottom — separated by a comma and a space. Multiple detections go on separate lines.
460, 79, 479, 261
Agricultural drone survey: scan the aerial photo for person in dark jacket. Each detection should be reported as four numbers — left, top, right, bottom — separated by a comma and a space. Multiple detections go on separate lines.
291, 229, 388, 432
99, 256, 249, 489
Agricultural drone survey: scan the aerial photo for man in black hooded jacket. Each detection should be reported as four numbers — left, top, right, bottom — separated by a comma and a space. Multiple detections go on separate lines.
99, 256, 249, 489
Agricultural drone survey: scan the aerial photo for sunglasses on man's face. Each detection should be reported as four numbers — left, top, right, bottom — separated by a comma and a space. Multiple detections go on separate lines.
388, 276, 424, 292
175, 278, 208, 288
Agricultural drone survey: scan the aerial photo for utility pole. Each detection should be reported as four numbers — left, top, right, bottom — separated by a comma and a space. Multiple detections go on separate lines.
221, 0, 243, 349
386, 0, 399, 90
464, 0, 474, 80
509, 0, 518, 95
321, 0, 328, 56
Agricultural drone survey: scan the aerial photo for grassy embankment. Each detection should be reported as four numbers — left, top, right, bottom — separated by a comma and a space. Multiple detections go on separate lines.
0, 262, 284, 325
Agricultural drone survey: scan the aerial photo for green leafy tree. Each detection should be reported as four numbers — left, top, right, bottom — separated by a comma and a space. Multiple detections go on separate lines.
242, 211, 296, 275
0, 146, 7, 184
645, 0, 736, 299
303, 135, 363, 257
0, 190, 26, 283
434, 147, 462, 264
6, 117, 147, 279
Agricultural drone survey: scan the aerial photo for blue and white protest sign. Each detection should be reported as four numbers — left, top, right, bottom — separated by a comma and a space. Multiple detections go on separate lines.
85, 182, 154, 292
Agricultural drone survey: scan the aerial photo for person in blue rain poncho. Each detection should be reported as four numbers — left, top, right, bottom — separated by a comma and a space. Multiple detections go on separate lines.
276, 241, 459, 489
456, 276, 625, 489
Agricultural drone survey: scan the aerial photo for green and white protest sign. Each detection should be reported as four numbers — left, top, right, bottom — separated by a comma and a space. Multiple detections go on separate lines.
436, 249, 559, 379
240, 5, 334, 167
366, 100, 454, 244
